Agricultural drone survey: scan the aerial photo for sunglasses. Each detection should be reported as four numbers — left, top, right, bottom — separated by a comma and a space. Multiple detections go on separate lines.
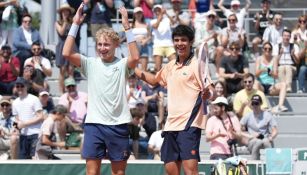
66, 85, 76, 88
1, 103, 10, 107
230, 47, 240, 51
23, 20, 31, 23
16, 85, 25, 88
263, 47, 272, 51
32, 48, 41, 51
251, 101, 260, 106
228, 19, 237, 22
299, 20, 306, 24
244, 80, 253, 84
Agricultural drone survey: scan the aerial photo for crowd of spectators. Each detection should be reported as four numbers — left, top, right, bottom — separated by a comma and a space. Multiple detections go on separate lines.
0, 0, 306, 161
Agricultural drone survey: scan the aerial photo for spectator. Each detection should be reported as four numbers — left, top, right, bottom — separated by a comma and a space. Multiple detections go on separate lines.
35, 105, 68, 160
273, 29, 300, 92
55, 3, 76, 94
12, 77, 44, 159
133, 0, 154, 23
233, 73, 269, 119
62, 6, 138, 174
150, 4, 176, 71
0, 45, 20, 95
135, 25, 215, 175
240, 94, 278, 160
217, 0, 251, 29
24, 42, 52, 78
255, 42, 288, 113
298, 40, 307, 93
141, 74, 165, 137
128, 107, 144, 159
0, 98, 19, 159
263, 13, 285, 45
0, 0, 18, 47
207, 81, 228, 118
206, 97, 241, 160
127, 74, 143, 109
12, 14, 44, 74
90, 0, 113, 37
131, 7, 151, 71
147, 118, 165, 160
189, 0, 214, 30
219, 42, 249, 94
57, 77, 87, 141
18, 65, 46, 96
168, 0, 191, 28
252, 0, 275, 59
194, 10, 221, 70
38, 90, 54, 115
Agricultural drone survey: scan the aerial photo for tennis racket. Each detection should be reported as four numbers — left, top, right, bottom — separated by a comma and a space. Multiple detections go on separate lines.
198, 42, 209, 91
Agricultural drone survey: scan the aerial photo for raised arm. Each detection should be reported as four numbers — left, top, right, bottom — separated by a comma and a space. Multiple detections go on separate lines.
62, 3, 86, 67
217, 0, 227, 13
244, 0, 251, 11
119, 7, 140, 69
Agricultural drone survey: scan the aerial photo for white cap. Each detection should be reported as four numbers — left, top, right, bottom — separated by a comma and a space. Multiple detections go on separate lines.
133, 7, 143, 13
153, 4, 163, 11
39, 90, 49, 97
231, 0, 240, 6
211, 97, 228, 106
206, 10, 217, 16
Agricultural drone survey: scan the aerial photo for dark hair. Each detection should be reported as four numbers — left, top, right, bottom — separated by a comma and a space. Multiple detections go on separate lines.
172, 25, 194, 42
22, 13, 32, 20
243, 73, 255, 82
32, 41, 41, 47
130, 108, 144, 119
282, 28, 292, 35
262, 41, 273, 49
131, 12, 145, 28
51, 105, 68, 116
1, 45, 11, 51
229, 41, 240, 49
214, 80, 227, 97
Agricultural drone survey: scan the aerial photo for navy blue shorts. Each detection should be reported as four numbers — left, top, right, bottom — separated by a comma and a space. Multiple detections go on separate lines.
82, 123, 130, 161
161, 127, 201, 163
19, 134, 38, 159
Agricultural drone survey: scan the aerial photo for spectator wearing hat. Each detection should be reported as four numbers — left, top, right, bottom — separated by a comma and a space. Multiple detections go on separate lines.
150, 4, 176, 71
206, 97, 241, 160
240, 94, 278, 160
0, 45, 20, 95
57, 77, 87, 141
0, 98, 19, 159
218, 0, 251, 29
233, 73, 269, 119
0, 0, 18, 48
251, 0, 275, 59
38, 90, 54, 115
55, 3, 77, 94
168, 0, 191, 28
12, 14, 44, 74
12, 77, 44, 159
35, 105, 68, 160
133, 0, 154, 23
194, 10, 221, 70
131, 7, 152, 71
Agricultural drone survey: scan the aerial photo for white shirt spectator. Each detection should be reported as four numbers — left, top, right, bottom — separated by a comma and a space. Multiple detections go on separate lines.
150, 17, 174, 48
224, 8, 247, 29
263, 25, 284, 45
24, 56, 52, 72
22, 27, 33, 45
148, 130, 164, 150
272, 43, 300, 65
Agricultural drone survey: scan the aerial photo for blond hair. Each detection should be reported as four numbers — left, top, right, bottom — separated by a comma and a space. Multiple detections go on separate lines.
95, 27, 120, 44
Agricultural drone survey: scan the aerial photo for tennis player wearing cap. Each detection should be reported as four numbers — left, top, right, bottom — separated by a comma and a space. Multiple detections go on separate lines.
135, 25, 215, 175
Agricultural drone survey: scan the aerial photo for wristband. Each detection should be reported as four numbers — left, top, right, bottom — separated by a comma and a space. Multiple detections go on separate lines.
125, 29, 136, 43
68, 23, 80, 38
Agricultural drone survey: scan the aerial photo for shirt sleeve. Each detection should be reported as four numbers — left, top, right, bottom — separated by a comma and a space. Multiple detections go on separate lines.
155, 65, 168, 87
80, 55, 89, 78
34, 97, 43, 112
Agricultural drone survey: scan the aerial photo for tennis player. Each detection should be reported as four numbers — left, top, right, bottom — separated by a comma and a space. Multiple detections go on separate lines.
135, 25, 215, 175
63, 4, 139, 175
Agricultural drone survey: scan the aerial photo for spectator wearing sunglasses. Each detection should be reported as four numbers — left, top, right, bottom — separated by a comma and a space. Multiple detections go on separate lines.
219, 42, 249, 94
0, 45, 20, 95
218, 0, 251, 29
240, 94, 278, 160
255, 42, 288, 113
233, 73, 269, 119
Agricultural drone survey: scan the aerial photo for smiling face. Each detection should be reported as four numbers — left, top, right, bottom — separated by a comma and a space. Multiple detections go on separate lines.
22, 16, 32, 30
95, 28, 120, 62
173, 35, 193, 59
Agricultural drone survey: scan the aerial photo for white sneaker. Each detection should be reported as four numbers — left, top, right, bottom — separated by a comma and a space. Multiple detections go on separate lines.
0, 153, 9, 160
297, 90, 303, 94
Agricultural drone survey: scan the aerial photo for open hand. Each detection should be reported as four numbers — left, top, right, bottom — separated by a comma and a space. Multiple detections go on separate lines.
119, 6, 129, 30
73, 3, 86, 25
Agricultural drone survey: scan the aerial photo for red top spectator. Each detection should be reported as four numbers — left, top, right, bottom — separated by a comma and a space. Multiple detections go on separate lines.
0, 45, 20, 82
134, 0, 154, 19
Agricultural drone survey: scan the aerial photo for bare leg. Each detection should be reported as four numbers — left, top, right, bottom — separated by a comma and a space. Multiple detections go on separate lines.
10, 134, 19, 159
270, 82, 287, 107
215, 46, 224, 74
111, 160, 127, 175
86, 159, 102, 175
165, 161, 181, 175
252, 37, 261, 55
154, 55, 163, 71
140, 57, 148, 71
182, 159, 199, 175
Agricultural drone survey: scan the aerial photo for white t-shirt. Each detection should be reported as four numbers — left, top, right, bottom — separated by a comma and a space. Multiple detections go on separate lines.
22, 27, 33, 45
224, 8, 247, 29
150, 17, 174, 47
24, 56, 52, 72
80, 56, 133, 125
12, 94, 43, 135
272, 43, 300, 65
148, 130, 164, 149
263, 25, 284, 45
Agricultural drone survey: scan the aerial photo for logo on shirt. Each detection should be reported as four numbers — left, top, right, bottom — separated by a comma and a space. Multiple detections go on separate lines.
183, 72, 187, 76
191, 150, 197, 155
113, 67, 119, 72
